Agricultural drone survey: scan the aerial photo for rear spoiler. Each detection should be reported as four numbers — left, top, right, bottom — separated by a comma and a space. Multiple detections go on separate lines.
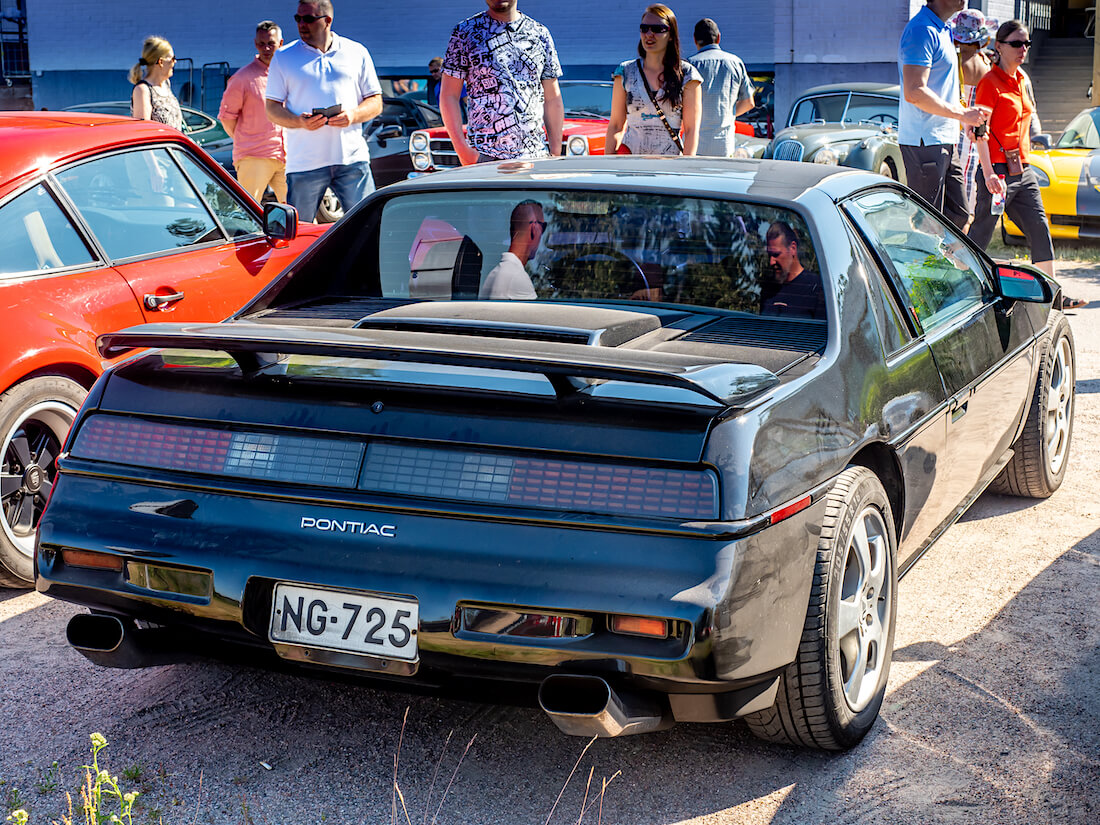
98, 321, 779, 407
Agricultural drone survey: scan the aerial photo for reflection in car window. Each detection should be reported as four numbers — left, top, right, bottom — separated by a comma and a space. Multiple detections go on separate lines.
173, 151, 262, 237
844, 94, 898, 125
1056, 109, 1100, 149
789, 94, 848, 125
849, 190, 987, 330
560, 83, 613, 118
0, 184, 96, 275
377, 189, 822, 318
57, 149, 224, 260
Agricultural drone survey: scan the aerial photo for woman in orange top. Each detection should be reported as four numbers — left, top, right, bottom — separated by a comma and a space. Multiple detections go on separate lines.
967, 19, 1055, 278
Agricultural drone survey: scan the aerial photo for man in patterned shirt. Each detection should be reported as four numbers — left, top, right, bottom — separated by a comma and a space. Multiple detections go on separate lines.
441, 0, 564, 164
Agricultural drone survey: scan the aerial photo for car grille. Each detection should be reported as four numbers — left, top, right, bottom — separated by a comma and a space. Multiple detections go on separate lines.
69, 414, 720, 520
1051, 214, 1100, 237
772, 140, 805, 162
429, 138, 461, 168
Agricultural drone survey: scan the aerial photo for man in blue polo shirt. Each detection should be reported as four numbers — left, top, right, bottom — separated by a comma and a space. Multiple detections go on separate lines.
265, 0, 382, 221
899, 0, 987, 230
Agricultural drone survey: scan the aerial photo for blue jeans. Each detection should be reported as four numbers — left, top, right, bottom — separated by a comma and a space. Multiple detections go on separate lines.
286, 161, 374, 222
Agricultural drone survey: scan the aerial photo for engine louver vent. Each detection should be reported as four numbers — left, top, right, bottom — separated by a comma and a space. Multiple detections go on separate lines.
681, 315, 826, 350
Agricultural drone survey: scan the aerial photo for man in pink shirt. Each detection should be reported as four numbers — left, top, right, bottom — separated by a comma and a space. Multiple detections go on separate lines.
218, 21, 287, 202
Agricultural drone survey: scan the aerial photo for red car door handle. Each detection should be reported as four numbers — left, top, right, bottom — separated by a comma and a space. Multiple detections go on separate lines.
144, 291, 185, 310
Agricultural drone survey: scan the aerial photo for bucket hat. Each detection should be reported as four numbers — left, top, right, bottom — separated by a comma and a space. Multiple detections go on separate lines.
949, 9, 997, 45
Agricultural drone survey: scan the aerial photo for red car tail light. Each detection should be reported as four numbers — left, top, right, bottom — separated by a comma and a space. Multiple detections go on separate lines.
70, 415, 364, 487
609, 615, 669, 638
61, 549, 124, 571
359, 443, 719, 520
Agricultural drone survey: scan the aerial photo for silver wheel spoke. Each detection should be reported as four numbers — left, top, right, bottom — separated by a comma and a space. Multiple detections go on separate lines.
8, 434, 33, 468
11, 494, 34, 533
0, 473, 20, 500
844, 639, 870, 702
837, 597, 862, 637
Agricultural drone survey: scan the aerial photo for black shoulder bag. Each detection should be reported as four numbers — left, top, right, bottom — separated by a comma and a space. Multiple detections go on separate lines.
636, 59, 684, 155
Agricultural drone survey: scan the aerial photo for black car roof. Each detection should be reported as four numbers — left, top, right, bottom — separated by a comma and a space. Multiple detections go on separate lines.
394, 155, 873, 202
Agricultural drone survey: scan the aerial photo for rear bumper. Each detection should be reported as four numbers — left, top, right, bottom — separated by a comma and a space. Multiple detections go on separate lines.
37, 470, 823, 719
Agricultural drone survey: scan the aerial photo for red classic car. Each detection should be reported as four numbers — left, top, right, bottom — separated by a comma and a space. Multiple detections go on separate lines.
409, 80, 612, 173
0, 112, 326, 587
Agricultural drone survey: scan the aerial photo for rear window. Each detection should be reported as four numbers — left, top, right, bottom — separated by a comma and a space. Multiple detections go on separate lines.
375, 189, 825, 319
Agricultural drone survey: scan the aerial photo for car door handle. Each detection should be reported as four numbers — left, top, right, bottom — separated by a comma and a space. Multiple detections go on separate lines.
145, 291, 185, 310
950, 399, 968, 422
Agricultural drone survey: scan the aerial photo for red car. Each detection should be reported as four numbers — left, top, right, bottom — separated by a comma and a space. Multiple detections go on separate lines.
0, 112, 326, 587
409, 80, 612, 174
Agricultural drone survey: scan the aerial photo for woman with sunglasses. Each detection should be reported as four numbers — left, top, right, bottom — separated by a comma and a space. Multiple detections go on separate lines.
605, 4, 702, 156
128, 35, 183, 131
968, 20, 1056, 280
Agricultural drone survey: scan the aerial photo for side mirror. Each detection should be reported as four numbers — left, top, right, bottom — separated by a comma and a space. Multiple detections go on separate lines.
264, 202, 299, 241
994, 263, 1053, 303
1031, 133, 1052, 150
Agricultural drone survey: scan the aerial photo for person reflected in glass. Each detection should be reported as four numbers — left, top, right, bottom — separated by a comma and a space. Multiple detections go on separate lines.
605, 4, 702, 156
479, 200, 545, 299
760, 221, 825, 319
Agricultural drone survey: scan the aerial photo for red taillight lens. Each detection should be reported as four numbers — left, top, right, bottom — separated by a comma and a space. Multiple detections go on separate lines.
769, 495, 812, 525
610, 615, 669, 638
61, 549, 124, 571
70, 415, 364, 487
360, 443, 719, 519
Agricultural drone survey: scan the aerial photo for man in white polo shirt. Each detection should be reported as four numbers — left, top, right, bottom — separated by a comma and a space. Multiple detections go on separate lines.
265, 0, 382, 221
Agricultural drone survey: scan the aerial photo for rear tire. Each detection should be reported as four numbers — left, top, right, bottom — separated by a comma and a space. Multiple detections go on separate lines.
878, 160, 897, 180
989, 312, 1075, 498
0, 376, 86, 587
745, 467, 897, 750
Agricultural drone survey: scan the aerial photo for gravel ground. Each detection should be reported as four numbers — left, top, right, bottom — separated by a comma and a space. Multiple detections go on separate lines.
1, 265, 1097, 825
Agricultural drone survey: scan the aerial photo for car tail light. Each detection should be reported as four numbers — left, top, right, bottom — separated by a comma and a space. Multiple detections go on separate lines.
61, 549, 124, 571
610, 615, 669, 638
769, 495, 812, 525
70, 415, 364, 488
359, 443, 719, 519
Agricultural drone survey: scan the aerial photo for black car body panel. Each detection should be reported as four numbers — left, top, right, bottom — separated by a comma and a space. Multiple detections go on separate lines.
36, 156, 1068, 747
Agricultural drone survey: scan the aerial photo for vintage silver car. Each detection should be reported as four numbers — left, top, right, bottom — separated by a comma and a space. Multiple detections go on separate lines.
764, 83, 905, 181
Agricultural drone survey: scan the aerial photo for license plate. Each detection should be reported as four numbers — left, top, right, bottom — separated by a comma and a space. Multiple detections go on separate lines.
269, 582, 418, 661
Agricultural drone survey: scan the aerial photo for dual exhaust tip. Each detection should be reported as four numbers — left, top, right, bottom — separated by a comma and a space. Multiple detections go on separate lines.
68, 615, 669, 737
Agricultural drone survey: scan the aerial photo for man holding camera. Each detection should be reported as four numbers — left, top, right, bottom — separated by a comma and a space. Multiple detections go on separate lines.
265, 0, 382, 220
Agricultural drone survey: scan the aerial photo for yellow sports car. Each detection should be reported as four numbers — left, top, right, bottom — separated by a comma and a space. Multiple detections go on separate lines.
1003, 107, 1100, 243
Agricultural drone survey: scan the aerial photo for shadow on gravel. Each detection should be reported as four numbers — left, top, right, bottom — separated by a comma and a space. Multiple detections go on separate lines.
957, 489, 1051, 523
0, 585, 33, 604
3, 539, 1097, 825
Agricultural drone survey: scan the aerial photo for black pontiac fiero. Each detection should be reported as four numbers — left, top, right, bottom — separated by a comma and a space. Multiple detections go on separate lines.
36, 156, 1075, 751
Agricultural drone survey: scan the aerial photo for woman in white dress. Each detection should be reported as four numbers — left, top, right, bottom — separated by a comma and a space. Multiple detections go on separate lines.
605, 4, 702, 156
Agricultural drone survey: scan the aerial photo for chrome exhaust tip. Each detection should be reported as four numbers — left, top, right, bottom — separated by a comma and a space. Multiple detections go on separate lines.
538, 674, 670, 737
66, 614, 186, 669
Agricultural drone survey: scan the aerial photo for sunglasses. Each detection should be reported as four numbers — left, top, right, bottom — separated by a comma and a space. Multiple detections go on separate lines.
1000, 38, 1032, 48
639, 23, 670, 34
530, 220, 548, 231
160, 56, 177, 64
429, 66, 442, 73
294, 13, 327, 23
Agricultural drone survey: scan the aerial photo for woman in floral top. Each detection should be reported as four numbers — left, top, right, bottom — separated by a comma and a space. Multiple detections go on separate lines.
605, 4, 702, 156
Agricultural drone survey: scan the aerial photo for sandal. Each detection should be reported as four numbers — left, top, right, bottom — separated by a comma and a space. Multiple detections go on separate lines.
1062, 296, 1088, 310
